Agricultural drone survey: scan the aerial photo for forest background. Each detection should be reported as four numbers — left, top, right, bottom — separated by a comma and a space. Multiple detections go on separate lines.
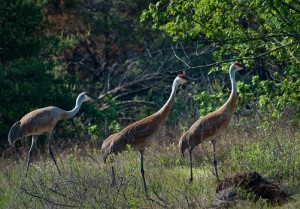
0, 0, 300, 208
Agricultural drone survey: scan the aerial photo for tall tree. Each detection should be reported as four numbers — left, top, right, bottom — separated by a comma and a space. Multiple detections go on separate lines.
141, 0, 300, 117
0, 0, 71, 145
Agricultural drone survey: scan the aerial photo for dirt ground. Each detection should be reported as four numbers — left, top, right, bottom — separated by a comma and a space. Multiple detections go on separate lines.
213, 171, 288, 207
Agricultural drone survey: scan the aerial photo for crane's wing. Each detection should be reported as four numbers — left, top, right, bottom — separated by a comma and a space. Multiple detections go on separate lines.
101, 115, 161, 162
116, 120, 158, 148
188, 112, 232, 146
20, 106, 61, 135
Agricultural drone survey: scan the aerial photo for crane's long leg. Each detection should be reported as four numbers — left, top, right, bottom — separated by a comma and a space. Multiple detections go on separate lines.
48, 132, 61, 175
210, 140, 219, 180
25, 136, 37, 176
140, 150, 147, 192
108, 156, 116, 186
189, 148, 193, 182
111, 165, 116, 186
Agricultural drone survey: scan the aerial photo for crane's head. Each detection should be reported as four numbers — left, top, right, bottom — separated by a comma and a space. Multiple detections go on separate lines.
8, 121, 21, 146
231, 61, 244, 71
78, 92, 97, 103
176, 74, 190, 85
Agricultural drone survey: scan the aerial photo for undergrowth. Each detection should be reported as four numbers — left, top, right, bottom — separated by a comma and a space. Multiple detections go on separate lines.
0, 117, 299, 208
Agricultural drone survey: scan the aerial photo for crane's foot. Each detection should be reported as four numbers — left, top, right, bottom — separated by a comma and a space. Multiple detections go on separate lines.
57, 169, 62, 176
141, 170, 148, 192
111, 181, 116, 187
110, 175, 117, 187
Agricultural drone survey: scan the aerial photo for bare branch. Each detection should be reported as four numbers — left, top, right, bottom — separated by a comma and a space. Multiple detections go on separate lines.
20, 187, 77, 208
170, 40, 300, 73
273, 38, 300, 63
247, 41, 300, 59
171, 44, 191, 68
98, 73, 165, 99
181, 43, 191, 65
71, 119, 81, 141
100, 100, 159, 110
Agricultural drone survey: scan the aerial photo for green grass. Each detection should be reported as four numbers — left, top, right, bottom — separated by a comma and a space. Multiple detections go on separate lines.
0, 153, 215, 208
0, 120, 300, 208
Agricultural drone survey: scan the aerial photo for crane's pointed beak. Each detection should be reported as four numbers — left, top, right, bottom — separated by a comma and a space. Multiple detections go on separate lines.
86, 93, 99, 101
238, 67, 244, 71
181, 76, 192, 86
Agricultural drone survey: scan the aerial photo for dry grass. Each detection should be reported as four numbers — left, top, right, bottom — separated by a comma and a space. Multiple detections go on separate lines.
0, 115, 299, 208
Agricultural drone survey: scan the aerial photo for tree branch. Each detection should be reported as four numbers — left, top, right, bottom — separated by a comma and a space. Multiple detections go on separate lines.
171, 44, 191, 68
170, 41, 300, 73
273, 38, 300, 63
278, 0, 300, 14
97, 72, 165, 99
100, 100, 159, 110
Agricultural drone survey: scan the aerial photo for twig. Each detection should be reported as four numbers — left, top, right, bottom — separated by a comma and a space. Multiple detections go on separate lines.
145, 190, 167, 208
97, 73, 164, 99
181, 43, 191, 65
114, 100, 159, 108
152, 189, 169, 208
71, 119, 81, 141
170, 40, 300, 73
273, 38, 300, 63
20, 187, 77, 208
171, 44, 191, 68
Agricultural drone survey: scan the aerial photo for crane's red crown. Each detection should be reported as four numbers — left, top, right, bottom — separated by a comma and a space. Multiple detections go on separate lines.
234, 61, 242, 67
178, 74, 186, 78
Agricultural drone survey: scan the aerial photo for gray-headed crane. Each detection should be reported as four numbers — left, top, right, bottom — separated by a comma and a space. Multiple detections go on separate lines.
178, 62, 243, 182
101, 74, 189, 191
8, 92, 96, 175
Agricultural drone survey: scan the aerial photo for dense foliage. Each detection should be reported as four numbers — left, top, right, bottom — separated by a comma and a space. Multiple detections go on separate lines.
0, 0, 70, 144
141, 0, 300, 119
0, 0, 299, 152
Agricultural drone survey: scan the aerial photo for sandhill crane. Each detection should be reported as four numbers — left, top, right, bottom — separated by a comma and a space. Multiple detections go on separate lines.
178, 62, 243, 182
8, 92, 96, 175
101, 74, 189, 191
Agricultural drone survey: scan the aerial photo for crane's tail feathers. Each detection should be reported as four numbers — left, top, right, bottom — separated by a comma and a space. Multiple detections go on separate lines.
101, 139, 113, 163
102, 150, 110, 163
101, 133, 118, 163
101, 138, 111, 151
8, 121, 21, 146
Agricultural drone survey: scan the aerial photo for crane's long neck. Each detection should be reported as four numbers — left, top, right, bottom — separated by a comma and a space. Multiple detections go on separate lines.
223, 68, 238, 112
230, 67, 237, 94
62, 96, 84, 119
157, 79, 178, 119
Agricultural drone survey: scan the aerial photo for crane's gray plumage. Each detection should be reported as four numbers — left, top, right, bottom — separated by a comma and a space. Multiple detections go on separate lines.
101, 74, 189, 191
8, 92, 96, 175
178, 62, 243, 182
